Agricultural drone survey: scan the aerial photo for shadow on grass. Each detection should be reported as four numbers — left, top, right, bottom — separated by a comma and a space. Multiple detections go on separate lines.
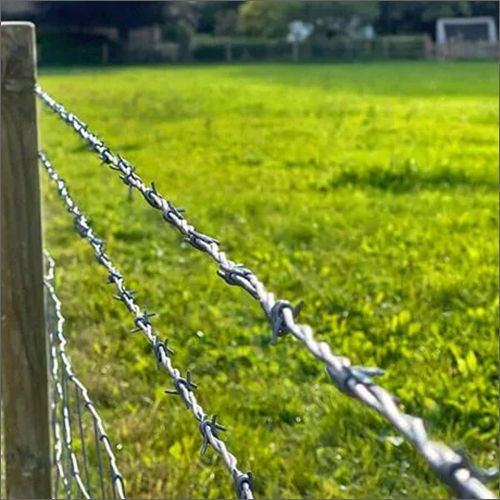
317, 164, 498, 193
227, 61, 500, 98
39, 61, 499, 98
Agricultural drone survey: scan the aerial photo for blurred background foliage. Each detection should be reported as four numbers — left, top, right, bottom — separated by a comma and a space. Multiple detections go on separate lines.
3, 1, 499, 65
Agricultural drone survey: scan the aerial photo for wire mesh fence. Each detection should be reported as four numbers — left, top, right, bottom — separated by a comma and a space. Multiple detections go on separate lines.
45, 251, 126, 500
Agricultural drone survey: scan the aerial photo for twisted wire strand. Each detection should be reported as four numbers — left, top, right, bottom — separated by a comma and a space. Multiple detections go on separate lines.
44, 251, 126, 499
40, 153, 254, 500
36, 85, 497, 500
45, 256, 92, 499
48, 328, 72, 498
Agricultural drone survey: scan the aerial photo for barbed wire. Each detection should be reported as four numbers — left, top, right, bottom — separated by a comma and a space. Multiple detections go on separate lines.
36, 85, 498, 500
40, 152, 254, 500
44, 251, 126, 499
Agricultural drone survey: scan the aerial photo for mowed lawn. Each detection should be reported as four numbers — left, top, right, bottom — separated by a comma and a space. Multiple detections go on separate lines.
38, 61, 498, 499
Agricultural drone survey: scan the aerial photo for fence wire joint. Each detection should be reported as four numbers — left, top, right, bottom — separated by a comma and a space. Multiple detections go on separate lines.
165, 370, 198, 399
153, 339, 174, 367
200, 414, 226, 455
234, 471, 253, 499
269, 299, 303, 344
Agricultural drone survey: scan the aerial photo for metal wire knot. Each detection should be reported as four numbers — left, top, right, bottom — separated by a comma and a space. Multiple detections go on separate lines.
199, 414, 226, 455
269, 299, 303, 344
234, 471, 254, 499
165, 370, 198, 397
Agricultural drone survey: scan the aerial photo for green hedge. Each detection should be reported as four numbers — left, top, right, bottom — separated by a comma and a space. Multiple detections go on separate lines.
37, 31, 118, 66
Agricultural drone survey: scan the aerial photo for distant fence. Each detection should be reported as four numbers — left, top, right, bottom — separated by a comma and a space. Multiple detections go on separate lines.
36, 31, 499, 66
192, 34, 434, 63
435, 40, 499, 59
1, 22, 498, 500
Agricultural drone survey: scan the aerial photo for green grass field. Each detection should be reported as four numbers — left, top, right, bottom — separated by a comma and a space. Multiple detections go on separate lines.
38, 61, 499, 499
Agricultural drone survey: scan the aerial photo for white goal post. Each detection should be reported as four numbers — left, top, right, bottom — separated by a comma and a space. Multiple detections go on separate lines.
436, 16, 498, 44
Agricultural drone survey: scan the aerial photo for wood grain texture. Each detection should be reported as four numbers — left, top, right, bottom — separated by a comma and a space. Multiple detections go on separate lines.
1, 22, 51, 499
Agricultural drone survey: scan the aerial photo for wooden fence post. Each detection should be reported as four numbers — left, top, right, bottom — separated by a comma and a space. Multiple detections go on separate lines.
1, 22, 51, 499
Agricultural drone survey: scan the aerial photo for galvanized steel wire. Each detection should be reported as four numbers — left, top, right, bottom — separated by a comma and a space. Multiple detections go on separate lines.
40, 152, 254, 500
45, 251, 126, 499
37, 85, 498, 500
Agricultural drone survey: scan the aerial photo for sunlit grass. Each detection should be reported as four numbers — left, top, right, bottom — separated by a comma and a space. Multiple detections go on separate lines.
38, 61, 498, 499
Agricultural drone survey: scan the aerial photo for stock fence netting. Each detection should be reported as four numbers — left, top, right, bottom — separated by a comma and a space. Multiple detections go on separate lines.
45, 251, 126, 500
36, 84, 498, 500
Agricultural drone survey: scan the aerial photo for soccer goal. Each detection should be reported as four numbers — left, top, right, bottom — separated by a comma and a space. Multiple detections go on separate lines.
436, 16, 498, 59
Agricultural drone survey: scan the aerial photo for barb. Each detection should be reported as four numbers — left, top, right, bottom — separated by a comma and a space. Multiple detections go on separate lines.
44, 251, 126, 499
36, 86, 497, 500
40, 152, 254, 500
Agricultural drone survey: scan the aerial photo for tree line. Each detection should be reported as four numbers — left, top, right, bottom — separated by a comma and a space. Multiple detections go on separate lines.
6, 1, 498, 43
